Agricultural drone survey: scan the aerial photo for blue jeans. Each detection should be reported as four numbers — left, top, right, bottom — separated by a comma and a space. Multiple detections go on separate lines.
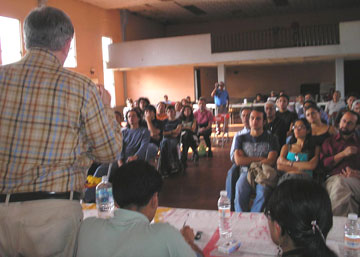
146, 143, 159, 161
234, 171, 267, 212
225, 164, 240, 211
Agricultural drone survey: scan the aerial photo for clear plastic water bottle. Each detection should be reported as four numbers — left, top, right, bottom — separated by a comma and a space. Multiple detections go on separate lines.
96, 176, 114, 219
218, 190, 232, 240
344, 213, 360, 254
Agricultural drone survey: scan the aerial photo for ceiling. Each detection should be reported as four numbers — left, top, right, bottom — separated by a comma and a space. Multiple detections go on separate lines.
79, 0, 360, 24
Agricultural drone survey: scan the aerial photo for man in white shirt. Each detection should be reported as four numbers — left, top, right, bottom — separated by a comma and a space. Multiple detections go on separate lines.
325, 90, 346, 125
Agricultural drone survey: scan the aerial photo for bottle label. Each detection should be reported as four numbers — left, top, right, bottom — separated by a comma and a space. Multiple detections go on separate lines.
219, 208, 230, 218
344, 235, 360, 249
96, 188, 112, 203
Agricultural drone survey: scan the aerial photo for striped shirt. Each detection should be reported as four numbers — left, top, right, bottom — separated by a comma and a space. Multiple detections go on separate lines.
0, 48, 122, 193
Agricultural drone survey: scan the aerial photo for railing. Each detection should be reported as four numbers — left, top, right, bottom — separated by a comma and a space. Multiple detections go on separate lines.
211, 24, 339, 53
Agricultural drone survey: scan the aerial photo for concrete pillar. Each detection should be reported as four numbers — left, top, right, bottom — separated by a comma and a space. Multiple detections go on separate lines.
335, 58, 345, 98
217, 64, 226, 84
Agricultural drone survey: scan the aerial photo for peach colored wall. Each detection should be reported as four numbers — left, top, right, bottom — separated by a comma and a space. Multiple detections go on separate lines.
126, 66, 194, 104
220, 62, 335, 101
0, 0, 125, 105
166, 7, 360, 37
125, 12, 165, 41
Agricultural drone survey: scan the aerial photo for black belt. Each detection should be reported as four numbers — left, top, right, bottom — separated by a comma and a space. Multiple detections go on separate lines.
0, 191, 81, 203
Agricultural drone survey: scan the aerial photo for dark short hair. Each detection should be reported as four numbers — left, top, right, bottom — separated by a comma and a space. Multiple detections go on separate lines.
342, 110, 360, 125
276, 94, 290, 102
265, 179, 336, 257
24, 6, 74, 51
251, 107, 266, 121
111, 160, 163, 209
166, 105, 175, 111
145, 104, 156, 114
198, 97, 206, 103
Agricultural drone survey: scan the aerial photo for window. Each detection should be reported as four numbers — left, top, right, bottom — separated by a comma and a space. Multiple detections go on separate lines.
0, 16, 22, 65
102, 37, 115, 107
64, 36, 77, 68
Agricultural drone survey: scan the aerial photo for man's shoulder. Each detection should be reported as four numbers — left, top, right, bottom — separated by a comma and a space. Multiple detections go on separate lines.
60, 68, 95, 86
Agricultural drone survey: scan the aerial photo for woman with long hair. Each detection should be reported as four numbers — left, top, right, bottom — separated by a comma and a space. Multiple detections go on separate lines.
277, 118, 319, 184
305, 103, 337, 146
265, 179, 337, 257
180, 105, 199, 167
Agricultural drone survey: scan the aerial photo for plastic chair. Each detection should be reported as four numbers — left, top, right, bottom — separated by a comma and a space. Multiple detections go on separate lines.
212, 113, 230, 147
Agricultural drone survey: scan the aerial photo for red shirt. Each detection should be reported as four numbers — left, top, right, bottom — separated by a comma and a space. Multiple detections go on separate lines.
320, 133, 360, 176
194, 109, 213, 126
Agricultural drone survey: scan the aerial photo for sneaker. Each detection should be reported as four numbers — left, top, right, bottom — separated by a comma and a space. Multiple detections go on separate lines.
207, 150, 213, 158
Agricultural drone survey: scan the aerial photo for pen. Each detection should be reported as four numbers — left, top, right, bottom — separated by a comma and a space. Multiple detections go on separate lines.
183, 213, 190, 227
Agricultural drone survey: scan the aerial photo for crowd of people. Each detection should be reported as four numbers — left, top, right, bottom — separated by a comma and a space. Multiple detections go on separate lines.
227, 91, 360, 219
1, 5, 359, 257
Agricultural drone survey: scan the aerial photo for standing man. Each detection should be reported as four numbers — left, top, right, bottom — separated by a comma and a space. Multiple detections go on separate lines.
276, 94, 298, 136
233, 109, 279, 212
194, 97, 214, 157
225, 107, 251, 210
211, 81, 229, 134
0, 7, 122, 256
321, 111, 360, 216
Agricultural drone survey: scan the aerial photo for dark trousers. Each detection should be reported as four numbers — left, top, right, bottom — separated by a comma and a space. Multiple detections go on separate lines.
181, 130, 198, 162
198, 127, 212, 152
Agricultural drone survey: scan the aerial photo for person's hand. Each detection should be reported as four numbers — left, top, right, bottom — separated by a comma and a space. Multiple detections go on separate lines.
342, 146, 358, 157
127, 155, 138, 162
341, 166, 359, 178
117, 160, 123, 167
214, 83, 219, 89
97, 84, 111, 107
144, 110, 152, 122
181, 226, 195, 244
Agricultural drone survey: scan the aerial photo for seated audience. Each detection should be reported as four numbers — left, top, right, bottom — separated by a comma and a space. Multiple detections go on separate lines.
164, 94, 172, 105
156, 101, 168, 121
295, 94, 304, 115
253, 93, 264, 103
335, 93, 357, 126
277, 119, 319, 184
298, 100, 328, 124
352, 99, 360, 114
325, 90, 345, 126
321, 111, 360, 216
226, 107, 251, 211
144, 105, 163, 162
119, 109, 150, 166
77, 160, 203, 257
264, 100, 287, 148
194, 97, 214, 157
233, 108, 279, 212
180, 105, 199, 168
175, 101, 183, 118
304, 103, 337, 146
275, 95, 298, 136
265, 179, 337, 257
267, 90, 277, 102
114, 110, 124, 126
158, 105, 182, 176
123, 98, 133, 121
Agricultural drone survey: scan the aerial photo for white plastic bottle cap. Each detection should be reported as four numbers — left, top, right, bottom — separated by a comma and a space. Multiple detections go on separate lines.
220, 190, 227, 196
348, 213, 358, 220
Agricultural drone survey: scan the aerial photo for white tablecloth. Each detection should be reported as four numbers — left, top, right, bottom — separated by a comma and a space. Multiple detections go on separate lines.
83, 204, 348, 257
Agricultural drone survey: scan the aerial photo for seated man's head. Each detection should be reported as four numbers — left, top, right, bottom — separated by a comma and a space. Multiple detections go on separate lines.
352, 99, 360, 114
144, 105, 157, 120
264, 101, 276, 121
276, 95, 289, 112
198, 97, 207, 110
333, 91, 341, 102
346, 93, 358, 109
164, 95, 168, 101
175, 101, 182, 112
304, 93, 314, 102
339, 111, 359, 137
166, 105, 176, 120
111, 160, 163, 221
157, 102, 166, 114
250, 108, 265, 132
240, 107, 251, 128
